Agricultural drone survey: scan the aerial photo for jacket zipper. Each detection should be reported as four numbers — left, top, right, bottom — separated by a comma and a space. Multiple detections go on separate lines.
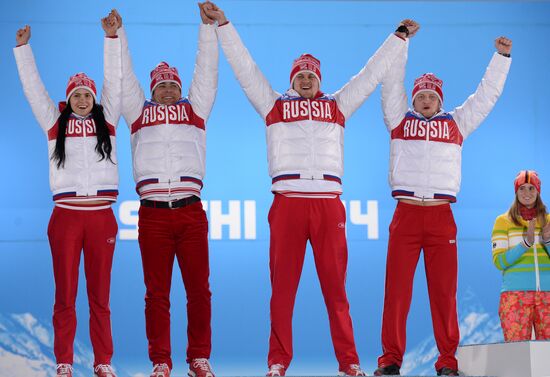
165, 105, 172, 197
83, 117, 90, 195
534, 241, 540, 291
424, 118, 430, 199
308, 99, 315, 179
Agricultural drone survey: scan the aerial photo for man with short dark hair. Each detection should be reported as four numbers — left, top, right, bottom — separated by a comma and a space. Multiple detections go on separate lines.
114, 4, 218, 377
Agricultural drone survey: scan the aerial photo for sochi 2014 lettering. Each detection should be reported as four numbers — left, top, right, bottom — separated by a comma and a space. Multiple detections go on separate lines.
142, 104, 190, 125
66, 118, 96, 136
282, 100, 333, 120
403, 119, 451, 139
118, 199, 379, 240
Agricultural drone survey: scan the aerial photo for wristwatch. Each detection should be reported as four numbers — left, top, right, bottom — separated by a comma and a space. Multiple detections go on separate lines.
395, 25, 410, 37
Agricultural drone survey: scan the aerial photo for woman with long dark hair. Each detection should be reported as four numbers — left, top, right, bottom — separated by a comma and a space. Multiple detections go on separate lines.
13, 12, 121, 377
492, 170, 550, 342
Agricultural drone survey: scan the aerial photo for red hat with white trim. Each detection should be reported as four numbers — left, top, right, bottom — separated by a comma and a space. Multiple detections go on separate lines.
66, 73, 97, 102
290, 54, 321, 85
412, 73, 443, 105
150, 62, 182, 93
514, 170, 541, 193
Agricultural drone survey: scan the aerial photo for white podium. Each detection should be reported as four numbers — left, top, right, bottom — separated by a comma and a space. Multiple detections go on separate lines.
457, 341, 550, 377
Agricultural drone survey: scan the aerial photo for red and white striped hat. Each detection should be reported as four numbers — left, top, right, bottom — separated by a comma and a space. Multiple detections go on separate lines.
66, 73, 97, 102
150, 62, 182, 93
290, 54, 322, 85
514, 170, 541, 193
412, 73, 443, 105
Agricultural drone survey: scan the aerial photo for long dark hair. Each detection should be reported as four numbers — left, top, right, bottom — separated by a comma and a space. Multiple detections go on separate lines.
52, 102, 114, 168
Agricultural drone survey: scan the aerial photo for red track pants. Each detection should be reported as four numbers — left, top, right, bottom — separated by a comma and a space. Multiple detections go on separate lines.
138, 201, 211, 369
267, 194, 359, 370
378, 201, 459, 372
47, 206, 118, 366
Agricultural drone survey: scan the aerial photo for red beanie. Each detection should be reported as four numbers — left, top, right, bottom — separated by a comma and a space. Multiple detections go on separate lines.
412, 73, 443, 105
66, 73, 97, 102
514, 170, 541, 193
150, 62, 182, 93
290, 54, 321, 85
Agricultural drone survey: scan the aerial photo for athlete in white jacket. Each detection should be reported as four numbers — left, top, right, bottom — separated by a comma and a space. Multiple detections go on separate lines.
374, 36, 512, 377
14, 13, 122, 377
203, 4, 417, 376
112, 5, 217, 377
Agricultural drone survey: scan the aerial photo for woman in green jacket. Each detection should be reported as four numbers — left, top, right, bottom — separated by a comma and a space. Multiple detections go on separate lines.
492, 170, 550, 341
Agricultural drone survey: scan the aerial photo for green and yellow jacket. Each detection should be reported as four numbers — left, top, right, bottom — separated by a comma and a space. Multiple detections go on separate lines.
492, 213, 550, 292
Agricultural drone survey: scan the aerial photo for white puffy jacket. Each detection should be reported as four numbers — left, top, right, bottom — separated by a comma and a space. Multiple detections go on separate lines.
381, 45, 511, 201
14, 38, 122, 203
217, 22, 406, 195
119, 24, 218, 200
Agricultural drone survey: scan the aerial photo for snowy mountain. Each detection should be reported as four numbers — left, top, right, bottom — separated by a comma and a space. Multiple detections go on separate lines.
0, 294, 503, 377
401, 288, 503, 375
0, 312, 130, 377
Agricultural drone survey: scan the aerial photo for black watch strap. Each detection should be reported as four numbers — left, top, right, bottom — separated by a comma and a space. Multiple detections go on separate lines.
395, 25, 410, 37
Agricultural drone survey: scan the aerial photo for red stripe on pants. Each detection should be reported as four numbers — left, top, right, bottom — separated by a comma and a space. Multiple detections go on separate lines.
378, 201, 459, 371
138, 201, 211, 369
47, 206, 117, 366
267, 194, 359, 370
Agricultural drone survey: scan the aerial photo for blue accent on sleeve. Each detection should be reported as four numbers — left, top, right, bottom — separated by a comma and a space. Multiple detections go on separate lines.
503, 243, 529, 267
497, 254, 506, 269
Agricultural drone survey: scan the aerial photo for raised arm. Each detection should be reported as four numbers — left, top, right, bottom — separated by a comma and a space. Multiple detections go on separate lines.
380, 22, 414, 131
333, 20, 418, 120
13, 25, 59, 133
204, 3, 279, 120
188, 3, 219, 122
112, 10, 146, 127
100, 11, 122, 127
451, 37, 512, 139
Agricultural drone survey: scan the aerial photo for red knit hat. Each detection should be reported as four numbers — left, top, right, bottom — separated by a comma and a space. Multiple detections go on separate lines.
66, 73, 97, 102
514, 170, 541, 193
290, 54, 321, 85
412, 73, 443, 105
150, 62, 182, 93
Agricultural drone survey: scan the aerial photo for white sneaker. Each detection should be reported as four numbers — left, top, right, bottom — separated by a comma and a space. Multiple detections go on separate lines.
150, 363, 171, 377
188, 358, 215, 377
56, 364, 73, 377
94, 364, 117, 377
339, 364, 367, 376
266, 364, 286, 376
